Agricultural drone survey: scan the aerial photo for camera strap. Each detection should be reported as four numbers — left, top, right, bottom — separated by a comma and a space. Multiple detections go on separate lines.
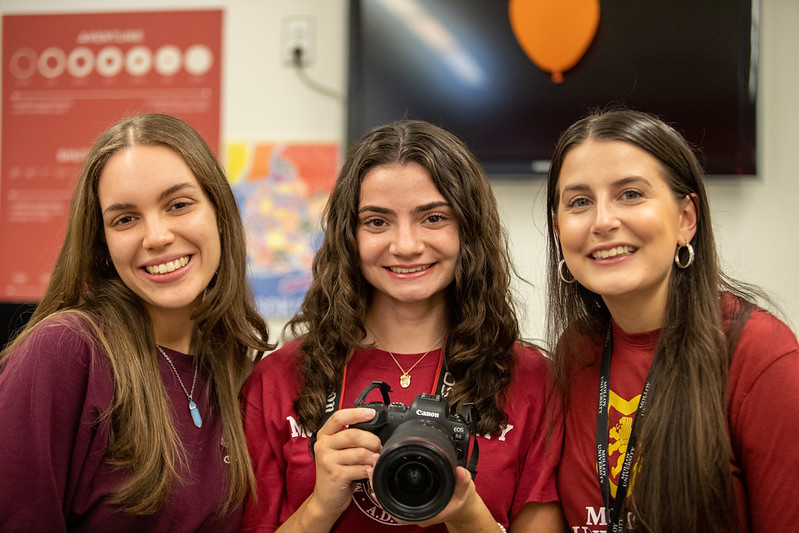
326, 344, 449, 420
313, 343, 480, 479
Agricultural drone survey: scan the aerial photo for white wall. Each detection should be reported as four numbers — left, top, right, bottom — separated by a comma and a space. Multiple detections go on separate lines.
2, 0, 797, 343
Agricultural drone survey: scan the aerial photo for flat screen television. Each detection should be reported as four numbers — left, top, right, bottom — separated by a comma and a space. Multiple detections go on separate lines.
347, 0, 757, 177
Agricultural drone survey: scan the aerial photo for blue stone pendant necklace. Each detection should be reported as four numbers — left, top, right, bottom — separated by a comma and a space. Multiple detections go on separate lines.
158, 346, 203, 428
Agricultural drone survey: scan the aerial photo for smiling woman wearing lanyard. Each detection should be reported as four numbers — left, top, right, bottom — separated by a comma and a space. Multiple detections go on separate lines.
545, 108, 799, 532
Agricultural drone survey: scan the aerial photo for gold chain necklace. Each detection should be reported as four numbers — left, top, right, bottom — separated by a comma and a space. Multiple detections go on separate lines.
376, 333, 445, 389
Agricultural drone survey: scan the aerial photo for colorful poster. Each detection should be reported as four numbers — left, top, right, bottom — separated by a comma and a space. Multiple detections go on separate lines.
226, 142, 339, 320
1, 10, 222, 301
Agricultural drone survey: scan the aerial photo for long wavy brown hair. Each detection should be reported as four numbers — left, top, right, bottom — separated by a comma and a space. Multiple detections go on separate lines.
290, 119, 522, 436
1, 113, 273, 514
545, 109, 767, 532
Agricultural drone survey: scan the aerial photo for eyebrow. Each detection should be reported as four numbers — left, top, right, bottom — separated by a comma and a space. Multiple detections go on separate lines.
102, 182, 199, 216
358, 200, 451, 215
560, 175, 652, 196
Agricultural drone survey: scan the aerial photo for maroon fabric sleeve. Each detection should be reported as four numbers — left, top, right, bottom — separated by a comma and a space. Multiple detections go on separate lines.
0, 317, 242, 532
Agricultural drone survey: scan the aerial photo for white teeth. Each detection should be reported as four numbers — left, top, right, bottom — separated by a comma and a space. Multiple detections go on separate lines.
145, 256, 189, 275
592, 246, 635, 260
389, 264, 431, 274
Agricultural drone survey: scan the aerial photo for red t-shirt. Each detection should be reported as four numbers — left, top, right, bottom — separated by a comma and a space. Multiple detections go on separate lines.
0, 316, 241, 532
557, 306, 799, 532
241, 341, 560, 531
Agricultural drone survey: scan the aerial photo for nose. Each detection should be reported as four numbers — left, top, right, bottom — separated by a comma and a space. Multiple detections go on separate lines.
142, 215, 175, 249
389, 222, 424, 257
591, 198, 620, 235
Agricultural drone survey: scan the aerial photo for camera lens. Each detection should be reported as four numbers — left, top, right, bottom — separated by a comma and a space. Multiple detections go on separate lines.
389, 455, 438, 507
372, 420, 457, 521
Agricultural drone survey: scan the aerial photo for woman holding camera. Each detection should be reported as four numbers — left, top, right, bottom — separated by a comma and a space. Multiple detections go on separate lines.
545, 108, 799, 532
241, 120, 564, 532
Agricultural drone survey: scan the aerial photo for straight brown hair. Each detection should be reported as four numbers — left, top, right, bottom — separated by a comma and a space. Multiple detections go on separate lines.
2, 113, 273, 514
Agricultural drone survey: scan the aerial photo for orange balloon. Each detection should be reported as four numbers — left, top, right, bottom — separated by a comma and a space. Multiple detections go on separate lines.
509, 0, 600, 83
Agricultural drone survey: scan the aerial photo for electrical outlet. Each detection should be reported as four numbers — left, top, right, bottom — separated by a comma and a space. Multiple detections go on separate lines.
282, 16, 314, 66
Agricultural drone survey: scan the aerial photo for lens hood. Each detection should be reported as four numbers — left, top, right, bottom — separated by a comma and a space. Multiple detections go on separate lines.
371, 420, 457, 521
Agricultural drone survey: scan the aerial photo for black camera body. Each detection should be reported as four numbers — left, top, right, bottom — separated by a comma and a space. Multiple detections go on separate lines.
351, 381, 478, 522
352, 389, 472, 464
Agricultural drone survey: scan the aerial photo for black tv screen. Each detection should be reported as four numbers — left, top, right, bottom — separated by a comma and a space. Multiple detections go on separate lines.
347, 0, 757, 177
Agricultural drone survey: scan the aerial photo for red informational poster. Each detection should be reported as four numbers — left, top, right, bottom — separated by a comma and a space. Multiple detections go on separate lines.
0, 10, 222, 302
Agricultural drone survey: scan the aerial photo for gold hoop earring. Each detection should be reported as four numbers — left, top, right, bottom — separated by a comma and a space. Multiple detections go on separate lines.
558, 259, 576, 284
674, 243, 695, 269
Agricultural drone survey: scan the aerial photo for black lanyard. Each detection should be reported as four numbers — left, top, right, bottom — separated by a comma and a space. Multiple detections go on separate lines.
595, 325, 656, 532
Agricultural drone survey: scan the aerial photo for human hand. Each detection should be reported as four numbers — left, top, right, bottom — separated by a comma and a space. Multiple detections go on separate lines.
383, 466, 491, 530
309, 408, 382, 518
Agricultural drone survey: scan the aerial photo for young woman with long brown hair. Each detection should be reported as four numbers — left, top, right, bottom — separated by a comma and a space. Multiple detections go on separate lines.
545, 108, 799, 532
241, 119, 564, 532
0, 113, 272, 531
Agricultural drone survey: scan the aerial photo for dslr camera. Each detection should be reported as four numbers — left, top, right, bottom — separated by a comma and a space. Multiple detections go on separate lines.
351, 381, 479, 522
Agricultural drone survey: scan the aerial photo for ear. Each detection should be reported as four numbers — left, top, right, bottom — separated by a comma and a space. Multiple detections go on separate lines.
678, 193, 699, 245
552, 214, 561, 239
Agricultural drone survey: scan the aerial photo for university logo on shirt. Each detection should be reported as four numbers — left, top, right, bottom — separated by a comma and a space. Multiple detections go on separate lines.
605, 389, 640, 497
352, 481, 400, 525
581, 387, 641, 533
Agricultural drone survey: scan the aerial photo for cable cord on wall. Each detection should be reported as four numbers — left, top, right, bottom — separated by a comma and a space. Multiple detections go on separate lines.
292, 47, 343, 101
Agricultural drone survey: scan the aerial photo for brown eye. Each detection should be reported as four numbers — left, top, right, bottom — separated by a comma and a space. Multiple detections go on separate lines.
364, 218, 386, 228
169, 199, 194, 212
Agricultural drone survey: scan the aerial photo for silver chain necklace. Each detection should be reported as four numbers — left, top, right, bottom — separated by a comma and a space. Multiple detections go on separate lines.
157, 346, 202, 428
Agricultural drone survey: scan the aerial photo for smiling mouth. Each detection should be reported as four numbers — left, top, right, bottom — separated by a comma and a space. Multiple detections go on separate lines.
145, 255, 190, 275
388, 264, 432, 274
591, 246, 636, 260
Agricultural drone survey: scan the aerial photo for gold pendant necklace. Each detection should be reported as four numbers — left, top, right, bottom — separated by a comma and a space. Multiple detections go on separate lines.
379, 333, 445, 389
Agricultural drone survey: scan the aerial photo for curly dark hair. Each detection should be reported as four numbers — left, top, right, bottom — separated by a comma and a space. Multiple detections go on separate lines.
289, 119, 522, 436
